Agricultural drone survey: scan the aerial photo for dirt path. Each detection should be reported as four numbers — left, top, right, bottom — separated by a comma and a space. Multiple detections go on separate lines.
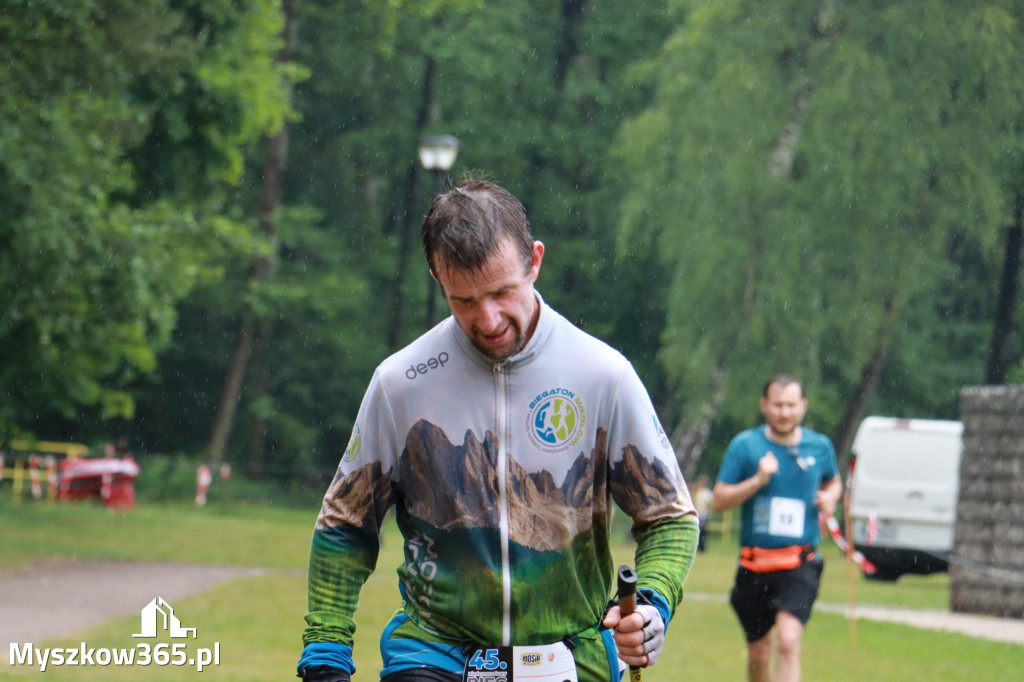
686, 592, 1024, 645
1, 559, 271, 647
4, 560, 1023, 648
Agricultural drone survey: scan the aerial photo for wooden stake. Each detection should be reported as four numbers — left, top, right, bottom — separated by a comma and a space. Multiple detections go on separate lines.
843, 492, 857, 650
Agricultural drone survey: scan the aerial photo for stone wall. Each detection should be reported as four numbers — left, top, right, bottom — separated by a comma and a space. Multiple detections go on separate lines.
952, 385, 1024, 617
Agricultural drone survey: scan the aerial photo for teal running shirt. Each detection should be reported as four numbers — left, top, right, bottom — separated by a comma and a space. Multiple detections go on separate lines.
718, 426, 838, 549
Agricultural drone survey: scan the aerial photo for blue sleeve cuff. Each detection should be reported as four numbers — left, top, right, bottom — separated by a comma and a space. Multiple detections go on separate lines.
297, 642, 355, 676
638, 588, 671, 628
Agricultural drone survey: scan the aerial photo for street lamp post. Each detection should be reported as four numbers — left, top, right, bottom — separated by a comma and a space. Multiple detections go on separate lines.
418, 135, 460, 328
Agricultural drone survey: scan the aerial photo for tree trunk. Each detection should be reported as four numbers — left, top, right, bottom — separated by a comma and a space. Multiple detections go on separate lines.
246, 318, 273, 474
387, 55, 436, 350
207, 322, 255, 457
553, 0, 588, 89
669, 364, 724, 480
766, 0, 839, 179
204, 0, 296, 458
985, 197, 1023, 384
832, 297, 898, 470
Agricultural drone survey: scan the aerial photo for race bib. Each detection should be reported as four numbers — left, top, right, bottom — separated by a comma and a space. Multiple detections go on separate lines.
462, 642, 578, 682
767, 497, 805, 538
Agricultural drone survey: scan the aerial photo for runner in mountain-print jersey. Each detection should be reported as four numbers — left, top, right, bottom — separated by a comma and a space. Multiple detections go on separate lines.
298, 180, 699, 682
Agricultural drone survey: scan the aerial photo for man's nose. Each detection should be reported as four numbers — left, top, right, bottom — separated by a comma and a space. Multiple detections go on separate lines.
476, 299, 503, 331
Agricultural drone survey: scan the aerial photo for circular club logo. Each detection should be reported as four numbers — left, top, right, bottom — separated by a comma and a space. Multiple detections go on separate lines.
342, 423, 362, 462
527, 388, 585, 451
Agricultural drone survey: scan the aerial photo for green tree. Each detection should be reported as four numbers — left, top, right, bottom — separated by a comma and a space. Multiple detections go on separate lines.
134, 0, 676, 474
0, 0, 293, 440
615, 0, 1024, 471
134, 0, 485, 467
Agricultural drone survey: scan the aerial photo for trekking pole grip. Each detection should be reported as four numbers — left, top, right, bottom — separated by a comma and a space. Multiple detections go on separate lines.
616, 565, 643, 682
617, 565, 638, 616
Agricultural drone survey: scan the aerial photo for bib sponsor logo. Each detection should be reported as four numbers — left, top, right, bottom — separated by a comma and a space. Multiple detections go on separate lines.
527, 388, 586, 452
521, 652, 542, 666
405, 351, 450, 380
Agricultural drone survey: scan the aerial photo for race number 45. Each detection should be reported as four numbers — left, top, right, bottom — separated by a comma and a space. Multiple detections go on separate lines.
468, 649, 506, 672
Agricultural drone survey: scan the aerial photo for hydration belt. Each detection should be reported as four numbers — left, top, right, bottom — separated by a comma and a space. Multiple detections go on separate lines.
739, 545, 815, 573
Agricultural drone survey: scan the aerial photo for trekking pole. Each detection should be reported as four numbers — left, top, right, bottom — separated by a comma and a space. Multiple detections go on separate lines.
617, 565, 643, 682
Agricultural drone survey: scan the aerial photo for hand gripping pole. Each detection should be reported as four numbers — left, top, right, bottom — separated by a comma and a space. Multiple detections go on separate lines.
617, 565, 643, 682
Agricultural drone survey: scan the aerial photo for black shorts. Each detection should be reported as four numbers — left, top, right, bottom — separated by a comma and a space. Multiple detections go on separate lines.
381, 670, 461, 682
729, 555, 824, 642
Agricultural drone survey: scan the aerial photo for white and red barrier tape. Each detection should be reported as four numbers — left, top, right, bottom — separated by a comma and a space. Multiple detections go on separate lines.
820, 513, 877, 575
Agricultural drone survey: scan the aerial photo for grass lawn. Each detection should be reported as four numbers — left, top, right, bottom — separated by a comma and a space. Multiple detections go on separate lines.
0, 497, 315, 571
2, 497, 1022, 680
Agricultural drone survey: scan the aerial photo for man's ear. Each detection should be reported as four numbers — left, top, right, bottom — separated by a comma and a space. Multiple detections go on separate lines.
529, 241, 545, 282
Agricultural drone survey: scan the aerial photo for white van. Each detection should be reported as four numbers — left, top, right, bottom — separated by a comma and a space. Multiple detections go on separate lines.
848, 416, 963, 581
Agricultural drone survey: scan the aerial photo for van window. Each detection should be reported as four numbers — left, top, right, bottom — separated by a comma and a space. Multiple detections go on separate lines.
855, 430, 960, 485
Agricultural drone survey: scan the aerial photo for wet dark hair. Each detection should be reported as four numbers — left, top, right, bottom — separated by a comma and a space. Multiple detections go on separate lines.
421, 179, 534, 278
763, 374, 805, 398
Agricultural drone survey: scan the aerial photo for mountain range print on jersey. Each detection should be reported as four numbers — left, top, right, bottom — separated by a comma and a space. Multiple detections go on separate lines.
317, 419, 686, 551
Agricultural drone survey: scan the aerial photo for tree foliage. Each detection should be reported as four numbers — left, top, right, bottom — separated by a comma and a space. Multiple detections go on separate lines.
126, 0, 676, 472
0, 0, 293, 437
615, 0, 1024, 465
2, 0, 1022, 484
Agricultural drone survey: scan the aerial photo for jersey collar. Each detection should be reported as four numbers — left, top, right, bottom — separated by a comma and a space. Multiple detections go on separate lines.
449, 291, 555, 371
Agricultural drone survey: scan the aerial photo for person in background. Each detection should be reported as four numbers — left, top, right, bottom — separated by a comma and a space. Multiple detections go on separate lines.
296, 178, 699, 682
713, 374, 841, 682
